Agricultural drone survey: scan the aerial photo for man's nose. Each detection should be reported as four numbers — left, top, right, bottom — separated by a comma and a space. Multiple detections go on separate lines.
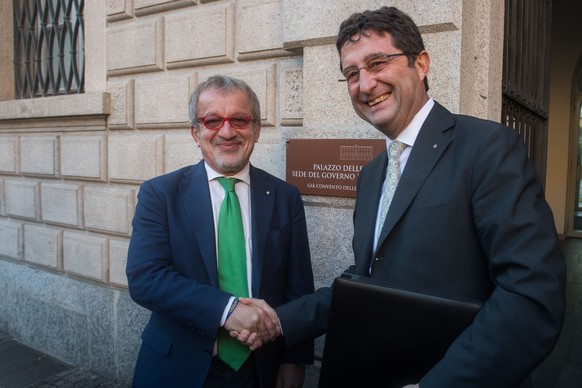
358, 68, 378, 92
218, 121, 237, 138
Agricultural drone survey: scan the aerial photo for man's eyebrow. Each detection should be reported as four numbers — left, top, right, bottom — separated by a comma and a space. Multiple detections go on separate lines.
342, 52, 388, 70
364, 52, 389, 61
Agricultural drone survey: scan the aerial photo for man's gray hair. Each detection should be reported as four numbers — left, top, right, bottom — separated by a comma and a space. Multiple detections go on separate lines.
188, 75, 261, 130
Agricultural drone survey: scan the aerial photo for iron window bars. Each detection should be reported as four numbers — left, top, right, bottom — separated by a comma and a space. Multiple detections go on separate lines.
13, 0, 85, 99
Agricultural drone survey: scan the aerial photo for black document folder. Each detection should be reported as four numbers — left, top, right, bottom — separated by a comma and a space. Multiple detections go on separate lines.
318, 273, 482, 388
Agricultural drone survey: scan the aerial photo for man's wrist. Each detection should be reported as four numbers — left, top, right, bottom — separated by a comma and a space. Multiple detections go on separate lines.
226, 297, 239, 321
220, 296, 238, 326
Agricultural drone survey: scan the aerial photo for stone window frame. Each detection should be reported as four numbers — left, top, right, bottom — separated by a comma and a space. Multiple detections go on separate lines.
0, 1, 109, 127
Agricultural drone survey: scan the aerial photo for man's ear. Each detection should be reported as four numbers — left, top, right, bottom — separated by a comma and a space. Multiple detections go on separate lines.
415, 50, 430, 82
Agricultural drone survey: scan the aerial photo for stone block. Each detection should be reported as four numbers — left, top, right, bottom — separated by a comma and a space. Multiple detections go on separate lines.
135, 76, 193, 128
135, 0, 196, 16
281, 0, 361, 47
0, 136, 17, 173
0, 262, 93, 366
84, 295, 118, 377
165, 4, 234, 68
84, 186, 135, 235
5, 179, 40, 220
282, 0, 457, 48
136, 0, 182, 8
424, 31, 461, 113
110, 239, 129, 287
0, 93, 110, 120
24, 224, 62, 269
114, 291, 151, 382
109, 134, 164, 182
40, 182, 82, 227
63, 231, 108, 282
0, 260, 142, 374
164, 132, 201, 173
304, 203, 354, 289
250, 140, 285, 180
60, 135, 107, 180
107, 0, 134, 21
10, 288, 90, 366
107, 18, 163, 74
0, 219, 23, 259
278, 59, 303, 126
0, 179, 4, 215
19, 136, 57, 176
238, 0, 282, 54
108, 80, 135, 130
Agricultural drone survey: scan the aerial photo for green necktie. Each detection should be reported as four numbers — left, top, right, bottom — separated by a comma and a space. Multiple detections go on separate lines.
216, 177, 251, 370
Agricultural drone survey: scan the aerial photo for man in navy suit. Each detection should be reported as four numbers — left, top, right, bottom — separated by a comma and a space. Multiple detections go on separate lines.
238, 6, 566, 388
126, 75, 314, 387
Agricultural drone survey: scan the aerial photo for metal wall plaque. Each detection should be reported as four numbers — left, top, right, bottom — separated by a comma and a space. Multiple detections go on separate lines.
286, 139, 386, 198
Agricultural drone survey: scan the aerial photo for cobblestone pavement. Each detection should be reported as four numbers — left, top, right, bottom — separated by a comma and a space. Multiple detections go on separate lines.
0, 331, 128, 388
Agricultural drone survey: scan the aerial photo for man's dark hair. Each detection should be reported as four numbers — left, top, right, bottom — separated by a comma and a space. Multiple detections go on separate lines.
336, 6, 429, 91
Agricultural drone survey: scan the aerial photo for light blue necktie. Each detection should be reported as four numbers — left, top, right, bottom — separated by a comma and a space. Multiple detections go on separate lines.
376, 140, 407, 245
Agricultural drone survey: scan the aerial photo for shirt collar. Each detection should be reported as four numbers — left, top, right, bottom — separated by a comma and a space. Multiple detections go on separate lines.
385, 97, 435, 149
204, 162, 251, 186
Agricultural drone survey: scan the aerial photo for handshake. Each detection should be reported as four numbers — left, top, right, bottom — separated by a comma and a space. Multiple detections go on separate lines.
223, 298, 280, 350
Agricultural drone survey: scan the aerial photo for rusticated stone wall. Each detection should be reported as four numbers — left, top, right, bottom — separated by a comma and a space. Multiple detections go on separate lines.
0, 0, 506, 384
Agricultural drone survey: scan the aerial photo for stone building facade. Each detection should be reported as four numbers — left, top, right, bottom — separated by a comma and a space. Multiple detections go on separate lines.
0, 0, 536, 384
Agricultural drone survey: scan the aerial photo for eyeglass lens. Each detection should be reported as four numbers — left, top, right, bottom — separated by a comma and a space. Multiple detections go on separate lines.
200, 116, 252, 130
341, 53, 409, 83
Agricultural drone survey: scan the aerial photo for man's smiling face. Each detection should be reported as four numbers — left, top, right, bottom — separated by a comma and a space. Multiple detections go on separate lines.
340, 32, 430, 139
191, 88, 260, 176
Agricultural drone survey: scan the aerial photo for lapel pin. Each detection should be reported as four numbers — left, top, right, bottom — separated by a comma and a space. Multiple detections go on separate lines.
433, 144, 438, 149
266, 190, 271, 195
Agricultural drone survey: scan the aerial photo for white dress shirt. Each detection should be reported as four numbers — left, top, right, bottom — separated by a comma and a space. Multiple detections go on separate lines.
372, 98, 435, 254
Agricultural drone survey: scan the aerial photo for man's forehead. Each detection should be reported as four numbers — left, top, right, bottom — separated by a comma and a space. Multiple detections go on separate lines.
339, 31, 394, 66
340, 30, 392, 50
199, 87, 249, 104
200, 86, 244, 97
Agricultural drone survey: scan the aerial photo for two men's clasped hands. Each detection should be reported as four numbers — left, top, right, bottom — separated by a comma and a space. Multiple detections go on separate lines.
224, 298, 278, 350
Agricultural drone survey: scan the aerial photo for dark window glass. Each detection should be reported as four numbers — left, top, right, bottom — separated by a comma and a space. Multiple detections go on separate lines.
13, 0, 85, 99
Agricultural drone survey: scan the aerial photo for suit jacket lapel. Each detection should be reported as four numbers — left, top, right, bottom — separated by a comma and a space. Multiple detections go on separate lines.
377, 102, 455, 246
249, 166, 274, 296
355, 153, 387, 273
179, 161, 220, 287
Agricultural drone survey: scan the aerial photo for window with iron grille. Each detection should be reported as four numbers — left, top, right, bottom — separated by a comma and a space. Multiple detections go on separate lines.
501, 0, 551, 187
13, 0, 85, 99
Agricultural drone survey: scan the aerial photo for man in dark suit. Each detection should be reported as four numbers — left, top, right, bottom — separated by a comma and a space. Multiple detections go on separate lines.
126, 75, 314, 387
237, 6, 566, 387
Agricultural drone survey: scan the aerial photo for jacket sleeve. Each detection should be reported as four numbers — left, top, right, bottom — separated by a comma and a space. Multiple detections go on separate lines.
421, 125, 566, 387
126, 179, 229, 339
277, 286, 332, 348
